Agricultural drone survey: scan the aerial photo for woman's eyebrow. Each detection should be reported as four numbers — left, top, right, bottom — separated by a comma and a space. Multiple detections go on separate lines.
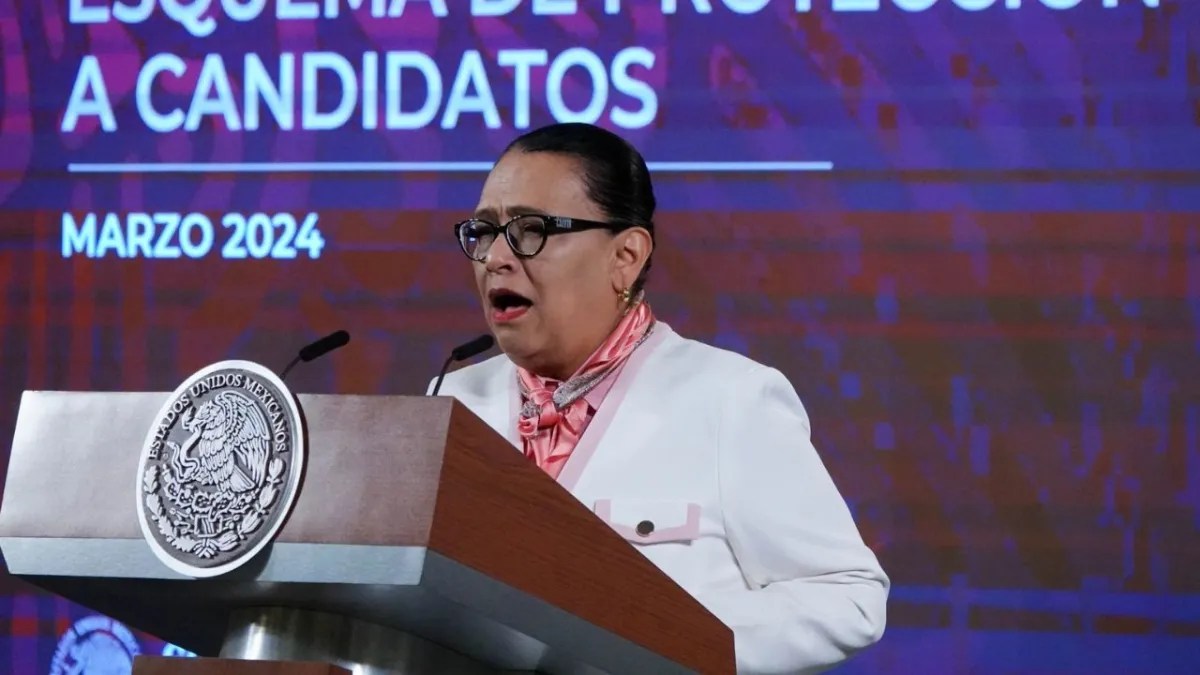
506, 204, 549, 216
475, 205, 549, 219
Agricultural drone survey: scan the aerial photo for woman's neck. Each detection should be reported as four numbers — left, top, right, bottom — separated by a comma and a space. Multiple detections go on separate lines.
529, 312, 628, 382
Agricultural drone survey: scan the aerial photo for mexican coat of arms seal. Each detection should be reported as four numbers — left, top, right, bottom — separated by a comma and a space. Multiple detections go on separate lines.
136, 360, 305, 577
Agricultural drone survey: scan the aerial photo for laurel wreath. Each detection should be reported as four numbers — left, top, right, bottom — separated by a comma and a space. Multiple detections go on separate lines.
143, 455, 286, 560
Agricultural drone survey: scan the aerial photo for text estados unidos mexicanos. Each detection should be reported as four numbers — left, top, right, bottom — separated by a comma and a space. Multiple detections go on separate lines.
68, 0, 1162, 39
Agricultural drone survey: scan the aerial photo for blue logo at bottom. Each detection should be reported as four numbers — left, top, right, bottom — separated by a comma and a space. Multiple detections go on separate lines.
49, 615, 141, 675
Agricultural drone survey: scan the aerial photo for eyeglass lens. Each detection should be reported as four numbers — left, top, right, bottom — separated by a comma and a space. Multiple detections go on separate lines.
460, 216, 548, 259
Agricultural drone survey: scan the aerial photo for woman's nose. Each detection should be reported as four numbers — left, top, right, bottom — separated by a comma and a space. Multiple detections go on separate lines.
484, 234, 518, 272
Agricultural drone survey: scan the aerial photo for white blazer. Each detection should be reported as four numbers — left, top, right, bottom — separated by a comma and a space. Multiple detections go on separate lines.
433, 322, 889, 674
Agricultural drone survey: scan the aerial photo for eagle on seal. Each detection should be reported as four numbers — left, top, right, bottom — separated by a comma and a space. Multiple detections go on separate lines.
171, 390, 271, 494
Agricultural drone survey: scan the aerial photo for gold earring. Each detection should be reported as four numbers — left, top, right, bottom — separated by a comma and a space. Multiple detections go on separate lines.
619, 287, 633, 305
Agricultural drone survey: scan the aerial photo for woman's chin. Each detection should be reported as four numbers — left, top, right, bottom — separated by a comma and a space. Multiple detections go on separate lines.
493, 333, 547, 372
492, 327, 531, 357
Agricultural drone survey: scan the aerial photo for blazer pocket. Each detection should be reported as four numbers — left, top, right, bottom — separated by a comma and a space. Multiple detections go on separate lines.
593, 498, 702, 545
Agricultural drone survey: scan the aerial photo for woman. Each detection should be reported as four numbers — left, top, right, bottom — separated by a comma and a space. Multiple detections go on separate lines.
434, 122, 888, 674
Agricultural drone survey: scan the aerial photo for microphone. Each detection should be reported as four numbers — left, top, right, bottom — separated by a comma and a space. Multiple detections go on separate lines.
281, 330, 351, 380
430, 334, 495, 396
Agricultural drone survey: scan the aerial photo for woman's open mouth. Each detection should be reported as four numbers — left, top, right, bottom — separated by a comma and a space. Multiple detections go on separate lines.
488, 288, 533, 323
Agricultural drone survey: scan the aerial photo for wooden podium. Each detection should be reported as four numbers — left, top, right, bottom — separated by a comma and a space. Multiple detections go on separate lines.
0, 391, 734, 674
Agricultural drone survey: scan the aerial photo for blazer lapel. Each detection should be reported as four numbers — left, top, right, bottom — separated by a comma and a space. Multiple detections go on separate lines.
468, 358, 520, 450
555, 324, 673, 493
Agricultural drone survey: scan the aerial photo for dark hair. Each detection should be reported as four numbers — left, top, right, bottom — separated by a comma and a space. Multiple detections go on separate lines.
504, 123, 656, 294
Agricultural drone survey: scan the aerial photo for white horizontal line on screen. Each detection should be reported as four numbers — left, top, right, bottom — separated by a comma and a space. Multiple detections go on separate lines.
66, 160, 835, 174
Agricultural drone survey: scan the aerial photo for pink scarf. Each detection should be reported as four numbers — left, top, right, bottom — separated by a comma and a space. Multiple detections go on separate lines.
517, 300, 655, 479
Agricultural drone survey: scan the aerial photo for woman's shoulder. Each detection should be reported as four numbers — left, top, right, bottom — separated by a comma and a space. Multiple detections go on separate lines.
640, 324, 802, 413
653, 323, 778, 383
428, 351, 513, 398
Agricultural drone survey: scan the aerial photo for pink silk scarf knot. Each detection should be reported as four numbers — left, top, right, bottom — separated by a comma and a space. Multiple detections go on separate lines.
517, 300, 654, 479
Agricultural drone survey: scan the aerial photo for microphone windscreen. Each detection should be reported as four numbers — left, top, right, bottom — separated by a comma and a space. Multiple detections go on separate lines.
299, 330, 351, 362
450, 334, 495, 362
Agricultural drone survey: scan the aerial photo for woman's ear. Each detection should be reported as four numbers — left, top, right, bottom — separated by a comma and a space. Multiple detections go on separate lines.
611, 227, 654, 291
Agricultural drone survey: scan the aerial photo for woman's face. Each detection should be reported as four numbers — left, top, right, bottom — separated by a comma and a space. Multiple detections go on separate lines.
470, 151, 646, 380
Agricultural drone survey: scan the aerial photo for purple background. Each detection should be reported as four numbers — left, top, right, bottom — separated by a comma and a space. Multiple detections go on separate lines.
1, 0, 1199, 672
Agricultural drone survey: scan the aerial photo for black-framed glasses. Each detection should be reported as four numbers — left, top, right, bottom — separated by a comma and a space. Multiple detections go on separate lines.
454, 214, 626, 261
